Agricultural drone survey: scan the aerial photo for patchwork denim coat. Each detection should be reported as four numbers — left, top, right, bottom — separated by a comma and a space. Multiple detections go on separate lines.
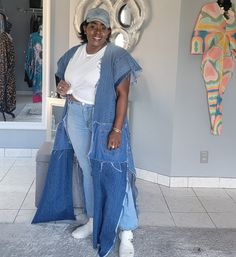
32, 43, 141, 257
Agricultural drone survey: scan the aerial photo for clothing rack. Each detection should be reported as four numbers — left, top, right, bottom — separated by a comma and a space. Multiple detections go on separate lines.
0, 109, 15, 121
17, 7, 42, 14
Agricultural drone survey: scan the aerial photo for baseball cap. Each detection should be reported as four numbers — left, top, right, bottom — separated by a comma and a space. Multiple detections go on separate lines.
85, 8, 110, 28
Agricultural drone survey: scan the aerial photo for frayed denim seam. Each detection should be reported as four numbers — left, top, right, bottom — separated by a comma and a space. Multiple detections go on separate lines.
62, 105, 72, 146
54, 103, 71, 159
111, 162, 122, 172
95, 161, 123, 173
57, 151, 64, 160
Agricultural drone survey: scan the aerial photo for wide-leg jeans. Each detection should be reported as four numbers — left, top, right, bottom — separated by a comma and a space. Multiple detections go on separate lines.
66, 99, 138, 228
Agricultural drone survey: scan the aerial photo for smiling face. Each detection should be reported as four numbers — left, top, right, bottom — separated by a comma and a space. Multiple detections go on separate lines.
84, 21, 111, 54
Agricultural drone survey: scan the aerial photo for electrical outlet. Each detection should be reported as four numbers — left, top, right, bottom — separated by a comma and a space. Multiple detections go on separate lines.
200, 151, 208, 163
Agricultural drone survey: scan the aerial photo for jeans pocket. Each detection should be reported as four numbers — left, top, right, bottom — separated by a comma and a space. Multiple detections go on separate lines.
90, 123, 127, 163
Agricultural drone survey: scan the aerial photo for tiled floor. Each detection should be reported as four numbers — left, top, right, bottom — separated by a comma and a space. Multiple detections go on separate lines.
1, 157, 236, 228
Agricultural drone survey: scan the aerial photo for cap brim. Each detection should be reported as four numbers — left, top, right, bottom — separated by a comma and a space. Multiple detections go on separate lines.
86, 18, 110, 28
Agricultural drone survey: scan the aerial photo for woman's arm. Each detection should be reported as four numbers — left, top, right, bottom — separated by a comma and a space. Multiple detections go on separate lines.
107, 76, 130, 150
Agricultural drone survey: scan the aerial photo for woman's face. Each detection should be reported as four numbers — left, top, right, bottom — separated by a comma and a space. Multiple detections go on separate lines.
84, 21, 111, 52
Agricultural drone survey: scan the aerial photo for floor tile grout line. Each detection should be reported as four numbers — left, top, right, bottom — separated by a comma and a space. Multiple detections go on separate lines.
168, 211, 220, 214
3, 161, 236, 227
0, 159, 17, 183
0, 209, 19, 211
159, 185, 177, 227
160, 186, 200, 198
193, 188, 234, 199
192, 188, 217, 228
15, 208, 36, 211
224, 188, 236, 204
13, 178, 35, 223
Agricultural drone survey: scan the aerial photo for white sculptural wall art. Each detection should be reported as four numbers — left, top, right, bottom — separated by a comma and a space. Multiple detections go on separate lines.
74, 0, 147, 51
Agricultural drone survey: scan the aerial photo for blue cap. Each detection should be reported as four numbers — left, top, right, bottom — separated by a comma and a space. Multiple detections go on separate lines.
86, 8, 110, 28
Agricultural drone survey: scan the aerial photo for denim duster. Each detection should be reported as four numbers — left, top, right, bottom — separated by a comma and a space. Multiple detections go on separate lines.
32, 43, 141, 257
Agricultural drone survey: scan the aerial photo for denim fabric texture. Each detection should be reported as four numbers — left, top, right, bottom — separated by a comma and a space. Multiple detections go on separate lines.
88, 44, 141, 256
33, 43, 141, 257
32, 101, 76, 223
91, 160, 127, 257
66, 100, 94, 217
119, 179, 139, 231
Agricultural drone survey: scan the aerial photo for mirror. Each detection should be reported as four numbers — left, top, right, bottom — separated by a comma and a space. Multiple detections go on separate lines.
114, 33, 125, 48
118, 4, 132, 28
73, 0, 147, 52
0, 0, 44, 126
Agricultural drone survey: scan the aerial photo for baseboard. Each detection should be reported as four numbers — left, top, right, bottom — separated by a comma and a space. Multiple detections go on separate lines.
0, 148, 38, 158
1, 148, 235, 189
136, 168, 236, 189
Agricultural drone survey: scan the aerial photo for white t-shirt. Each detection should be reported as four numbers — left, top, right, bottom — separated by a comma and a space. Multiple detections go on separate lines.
64, 44, 107, 104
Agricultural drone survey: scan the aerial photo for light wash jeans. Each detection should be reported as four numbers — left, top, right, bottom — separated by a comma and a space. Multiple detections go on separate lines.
119, 180, 138, 230
67, 100, 94, 217
66, 99, 138, 229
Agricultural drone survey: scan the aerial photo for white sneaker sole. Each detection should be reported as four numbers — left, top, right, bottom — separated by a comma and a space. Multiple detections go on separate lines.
119, 242, 134, 257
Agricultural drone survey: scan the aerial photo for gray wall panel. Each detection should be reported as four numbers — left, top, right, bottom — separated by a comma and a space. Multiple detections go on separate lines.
172, 0, 236, 177
0, 130, 46, 148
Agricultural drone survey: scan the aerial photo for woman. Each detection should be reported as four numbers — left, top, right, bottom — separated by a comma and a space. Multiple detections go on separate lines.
32, 7, 141, 257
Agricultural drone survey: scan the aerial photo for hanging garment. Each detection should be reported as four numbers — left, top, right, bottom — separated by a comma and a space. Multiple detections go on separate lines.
0, 31, 16, 113
30, 13, 42, 34
25, 31, 42, 102
191, 2, 236, 136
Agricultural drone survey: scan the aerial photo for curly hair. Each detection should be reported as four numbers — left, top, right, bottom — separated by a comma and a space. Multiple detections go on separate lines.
217, 0, 232, 11
78, 20, 111, 44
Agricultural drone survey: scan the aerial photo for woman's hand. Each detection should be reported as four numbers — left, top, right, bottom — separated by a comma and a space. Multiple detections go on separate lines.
107, 130, 122, 150
57, 80, 70, 96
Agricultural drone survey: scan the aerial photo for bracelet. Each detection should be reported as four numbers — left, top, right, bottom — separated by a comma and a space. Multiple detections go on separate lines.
112, 127, 122, 133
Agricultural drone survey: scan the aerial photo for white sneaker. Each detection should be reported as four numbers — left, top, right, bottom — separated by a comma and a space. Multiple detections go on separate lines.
72, 218, 93, 239
119, 230, 134, 257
